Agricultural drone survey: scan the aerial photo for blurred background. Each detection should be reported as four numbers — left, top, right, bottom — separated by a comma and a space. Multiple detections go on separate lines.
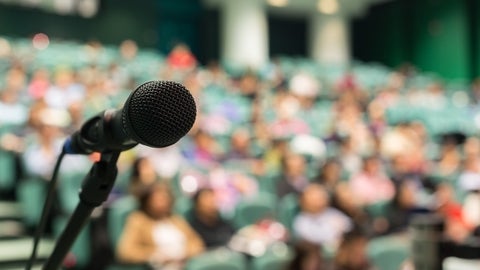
1, 0, 480, 269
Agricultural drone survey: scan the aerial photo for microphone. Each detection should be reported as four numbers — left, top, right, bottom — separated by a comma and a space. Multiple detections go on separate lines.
63, 80, 197, 154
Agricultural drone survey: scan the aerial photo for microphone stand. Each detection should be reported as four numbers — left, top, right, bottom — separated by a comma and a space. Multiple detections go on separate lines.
43, 151, 120, 270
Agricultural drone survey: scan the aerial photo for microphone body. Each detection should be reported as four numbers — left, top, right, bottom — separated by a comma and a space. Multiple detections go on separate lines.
64, 109, 136, 154
63, 81, 197, 154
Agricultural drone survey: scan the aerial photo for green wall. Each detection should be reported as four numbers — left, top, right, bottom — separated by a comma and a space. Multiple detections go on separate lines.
353, 0, 475, 80
0, 0, 205, 57
0, 0, 158, 47
352, 1, 407, 69
410, 0, 469, 80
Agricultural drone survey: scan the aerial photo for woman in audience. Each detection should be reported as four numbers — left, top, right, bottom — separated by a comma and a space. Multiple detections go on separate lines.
117, 182, 204, 269
187, 188, 235, 249
348, 155, 394, 207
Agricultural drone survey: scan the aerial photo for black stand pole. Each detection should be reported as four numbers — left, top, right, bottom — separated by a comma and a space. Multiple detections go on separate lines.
43, 152, 120, 270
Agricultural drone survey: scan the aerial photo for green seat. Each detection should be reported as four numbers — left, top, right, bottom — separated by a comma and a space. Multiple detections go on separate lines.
114, 166, 133, 194
108, 196, 138, 249
174, 195, 192, 218
106, 264, 150, 270
233, 192, 277, 229
186, 249, 247, 270
368, 235, 409, 270
53, 216, 91, 269
251, 243, 293, 270
278, 193, 299, 233
257, 173, 278, 195
385, 105, 424, 126
57, 172, 84, 214
0, 150, 16, 192
364, 200, 390, 219
16, 179, 46, 228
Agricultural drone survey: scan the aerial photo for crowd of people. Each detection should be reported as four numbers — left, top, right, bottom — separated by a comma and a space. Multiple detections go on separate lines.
1, 36, 480, 269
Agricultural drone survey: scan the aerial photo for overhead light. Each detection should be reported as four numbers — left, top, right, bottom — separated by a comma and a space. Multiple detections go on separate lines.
268, 0, 289, 7
317, 0, 339, 14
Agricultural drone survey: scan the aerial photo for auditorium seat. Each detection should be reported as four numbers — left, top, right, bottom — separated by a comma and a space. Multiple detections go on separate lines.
367, 235, 409, 270
0, 150, 16, 193
16, 178, 46, 228
277, 193, 299, 234
233, 192, 277, 229
185, 248, 247, 270
251, 243, 293, 270
107, 195, 138, 249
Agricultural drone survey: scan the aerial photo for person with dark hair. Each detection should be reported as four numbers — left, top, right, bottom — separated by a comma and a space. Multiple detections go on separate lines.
334, 230, 373, 270
314, 158, 344, 193
186, 188, 236, 249
117, 182, 204, 269
381, 180, 419, 235
128, 156, 159, 198
331, 184, 372, 235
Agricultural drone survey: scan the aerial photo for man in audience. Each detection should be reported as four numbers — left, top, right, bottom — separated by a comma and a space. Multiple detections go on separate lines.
276, 153, 309, 199
187, 188, 235, 249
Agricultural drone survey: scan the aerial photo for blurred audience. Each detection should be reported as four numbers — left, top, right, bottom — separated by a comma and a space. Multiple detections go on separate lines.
1, 36, 480, 269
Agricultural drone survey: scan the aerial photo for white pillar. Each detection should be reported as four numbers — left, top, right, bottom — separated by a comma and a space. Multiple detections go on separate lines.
221, 0, 268, 69
309, 14, 350, 66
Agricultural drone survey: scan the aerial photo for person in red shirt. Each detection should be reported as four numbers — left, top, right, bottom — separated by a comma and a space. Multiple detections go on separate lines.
167, 43, 197, 70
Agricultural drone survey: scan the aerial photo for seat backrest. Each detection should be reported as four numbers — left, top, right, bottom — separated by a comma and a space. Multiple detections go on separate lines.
233, 192, 277, 229
16, 178, 46, 227
278, 193, 300, 233
108, 196, 138, 248
186, 249, 247, 270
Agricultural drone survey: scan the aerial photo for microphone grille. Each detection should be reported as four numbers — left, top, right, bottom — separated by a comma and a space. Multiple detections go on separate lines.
123, 81, 197, 148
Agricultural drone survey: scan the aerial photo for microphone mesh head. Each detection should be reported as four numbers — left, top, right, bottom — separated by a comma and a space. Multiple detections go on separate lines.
123, 81, 197, 148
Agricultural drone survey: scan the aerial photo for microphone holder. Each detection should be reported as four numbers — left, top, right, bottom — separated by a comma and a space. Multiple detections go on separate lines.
43, 151, 120, 270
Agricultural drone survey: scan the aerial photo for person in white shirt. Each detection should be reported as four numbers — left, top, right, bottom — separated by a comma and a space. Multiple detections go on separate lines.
293, 183, 352, 251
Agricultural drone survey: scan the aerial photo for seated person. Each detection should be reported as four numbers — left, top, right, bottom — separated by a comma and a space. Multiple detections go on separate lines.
348, 156, 394, 207
381, 180, 420, 235
293, 183, 352, 251
276, 153, 309, 199
117, 182, 204, 269
187, 188, 235, 249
